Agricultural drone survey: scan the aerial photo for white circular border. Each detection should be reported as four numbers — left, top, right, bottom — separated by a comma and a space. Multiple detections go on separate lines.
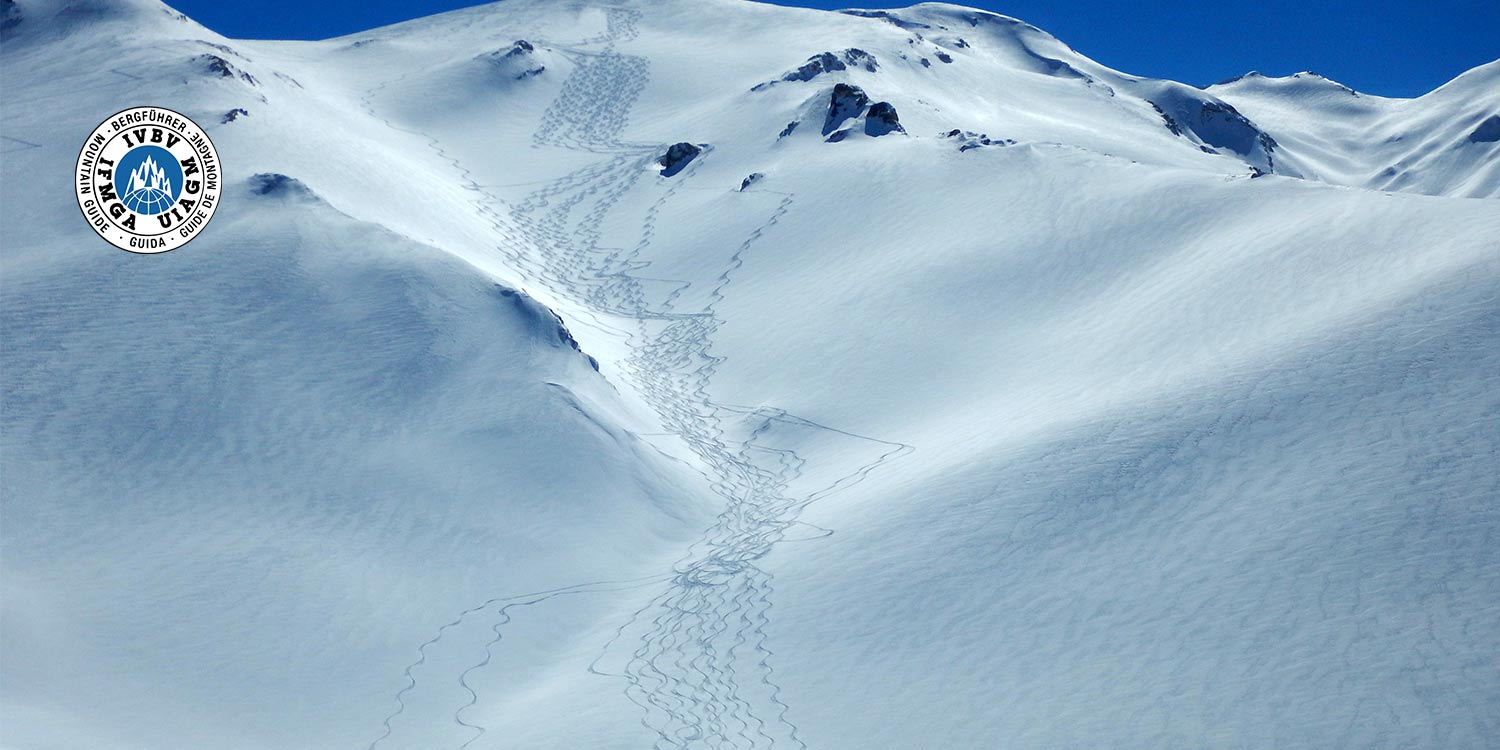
75, 106, 221, 254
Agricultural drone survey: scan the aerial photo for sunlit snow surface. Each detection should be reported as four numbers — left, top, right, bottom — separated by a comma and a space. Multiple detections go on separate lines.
2, 1, 1498, 748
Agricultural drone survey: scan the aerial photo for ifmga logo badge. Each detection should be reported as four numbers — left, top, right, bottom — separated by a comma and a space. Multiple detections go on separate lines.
75, 106, 221, 254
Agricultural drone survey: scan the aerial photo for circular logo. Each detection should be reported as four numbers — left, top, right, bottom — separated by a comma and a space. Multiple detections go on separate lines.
75, 106, 221, 254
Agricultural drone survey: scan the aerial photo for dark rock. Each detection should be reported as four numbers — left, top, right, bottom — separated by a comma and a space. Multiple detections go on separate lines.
198, 41, 246, 60
739, 172, 765, 191
824, 83, 870, 135
485, 40, 545, 79
825, 129, 850, 143
920, 58, 931, 68
504, 40, 544, 78
843, 48, 877, 72
658, 142, 702, 177
865, 101, 904, 136
752, 49, 878, 91
1470, 114, 1500, 143
1150, 93, 1279, 172
549, 310, 598, 371
221, 108, 249, 124
935, 50, 954, 64
1151, 102, 1183, 136
778, 121, 799, 139
1198, 100, 1275, 152
204, 55, 233, 77
200, 54, 257, 86
944, 129, 1014, 151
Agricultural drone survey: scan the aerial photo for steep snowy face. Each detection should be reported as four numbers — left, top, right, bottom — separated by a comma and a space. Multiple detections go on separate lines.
3, 1, 1499, 749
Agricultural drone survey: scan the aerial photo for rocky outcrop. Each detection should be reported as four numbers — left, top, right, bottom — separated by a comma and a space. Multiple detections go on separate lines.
1149, 90, 1280, 172
942, 129, 1014, 151
659, 142, 703, 177
819, 85, 906, 141
739, 173, 765, 191
824, 83, 871, 135
753, 49, 878, 91
497, 288, 599, 371
221, 108, 249, 124
201, 54, 257, 86
1151, 102, 1183, 136
864, 102, 904, 136
483, 40, 546, 80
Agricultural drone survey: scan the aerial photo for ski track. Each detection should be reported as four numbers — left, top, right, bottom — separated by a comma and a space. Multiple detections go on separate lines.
362, 8, 913, 748
367, 576, 672, 750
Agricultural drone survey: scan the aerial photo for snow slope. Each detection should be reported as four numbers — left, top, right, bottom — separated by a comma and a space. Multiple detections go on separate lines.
1208, 63, 1500, 197
2, 0, 1498, 748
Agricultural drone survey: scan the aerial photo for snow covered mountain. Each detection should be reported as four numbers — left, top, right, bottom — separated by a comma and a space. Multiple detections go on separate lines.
2, 1, 1498, 748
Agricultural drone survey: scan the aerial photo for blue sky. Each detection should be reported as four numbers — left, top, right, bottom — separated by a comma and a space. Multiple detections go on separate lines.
167, 0, 1499, 97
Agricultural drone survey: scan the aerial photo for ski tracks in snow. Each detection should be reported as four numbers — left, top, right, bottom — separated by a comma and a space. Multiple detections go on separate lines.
364, 8, 912, 748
